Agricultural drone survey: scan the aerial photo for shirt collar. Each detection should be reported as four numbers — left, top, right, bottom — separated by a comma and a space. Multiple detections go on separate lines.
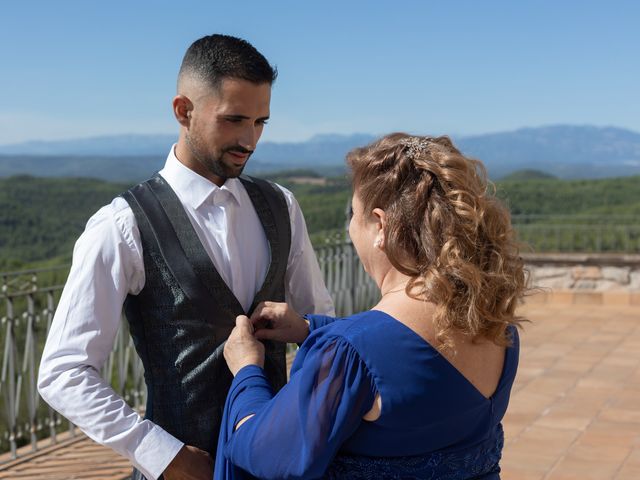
159, 144, 242, 209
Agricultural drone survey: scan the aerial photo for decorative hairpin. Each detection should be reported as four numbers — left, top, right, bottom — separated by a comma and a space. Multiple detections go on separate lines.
399, 136, 433, 159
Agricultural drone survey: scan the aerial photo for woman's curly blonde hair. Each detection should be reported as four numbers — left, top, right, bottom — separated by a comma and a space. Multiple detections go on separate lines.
347, 133, 528, 348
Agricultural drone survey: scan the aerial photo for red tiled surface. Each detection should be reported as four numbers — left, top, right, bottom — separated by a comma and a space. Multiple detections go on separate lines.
0, 302, 638, 479
502, 303, 640, 479
0, 432, 131, 479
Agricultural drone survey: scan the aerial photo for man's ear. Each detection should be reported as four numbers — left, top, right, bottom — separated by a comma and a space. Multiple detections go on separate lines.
173, 95, 193, 128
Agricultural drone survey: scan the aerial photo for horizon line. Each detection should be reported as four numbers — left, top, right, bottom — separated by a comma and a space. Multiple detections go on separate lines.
0, 123, 638, 149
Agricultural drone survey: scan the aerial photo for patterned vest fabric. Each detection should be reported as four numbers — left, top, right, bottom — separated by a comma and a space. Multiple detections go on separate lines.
121, 174, 290, 480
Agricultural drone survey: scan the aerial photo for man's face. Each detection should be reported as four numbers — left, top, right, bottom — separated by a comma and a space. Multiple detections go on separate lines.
186, 78, 271, 181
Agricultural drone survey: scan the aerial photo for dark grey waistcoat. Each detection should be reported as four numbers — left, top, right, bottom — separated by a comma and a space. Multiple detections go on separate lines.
121, 173, 290, 480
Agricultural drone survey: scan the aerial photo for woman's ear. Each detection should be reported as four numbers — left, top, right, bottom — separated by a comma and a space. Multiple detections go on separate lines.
372, 208, 386, 248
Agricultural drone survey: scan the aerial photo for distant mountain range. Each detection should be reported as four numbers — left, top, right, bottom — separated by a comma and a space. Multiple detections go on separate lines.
0, 125, 639, 181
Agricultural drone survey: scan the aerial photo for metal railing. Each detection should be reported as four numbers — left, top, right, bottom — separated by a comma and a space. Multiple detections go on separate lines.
514, 224, 640, 253
0, 242, 378, 460
2, 219, 637, 460
511, 215, 640, 253
0, 265, 148, 459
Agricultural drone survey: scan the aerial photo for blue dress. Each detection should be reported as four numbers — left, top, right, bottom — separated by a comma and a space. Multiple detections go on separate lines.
214, 310, 519, 480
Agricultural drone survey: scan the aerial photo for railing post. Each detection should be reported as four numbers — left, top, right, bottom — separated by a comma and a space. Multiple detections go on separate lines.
342, 244, 354, 316
44, 291, 58, 445
25, 294, 38, 451
2, 297, 17, 458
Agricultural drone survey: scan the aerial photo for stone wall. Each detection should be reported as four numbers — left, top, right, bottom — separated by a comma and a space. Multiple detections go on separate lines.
523, 253, 640, 305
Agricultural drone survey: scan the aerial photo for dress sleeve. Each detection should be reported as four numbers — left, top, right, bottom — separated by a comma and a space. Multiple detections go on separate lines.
215, 335, 377, 480
304, 313, 342, 331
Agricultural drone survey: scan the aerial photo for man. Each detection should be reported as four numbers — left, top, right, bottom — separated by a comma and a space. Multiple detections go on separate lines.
38, 34, 334, 480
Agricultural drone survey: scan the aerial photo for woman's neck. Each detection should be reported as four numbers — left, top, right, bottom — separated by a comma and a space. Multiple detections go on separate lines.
378, 270, 412, 297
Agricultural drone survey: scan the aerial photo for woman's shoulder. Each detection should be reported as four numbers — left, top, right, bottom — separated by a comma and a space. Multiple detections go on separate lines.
291, 311, 391, 381
316, 310, 396, 337
304, 310, 410, 364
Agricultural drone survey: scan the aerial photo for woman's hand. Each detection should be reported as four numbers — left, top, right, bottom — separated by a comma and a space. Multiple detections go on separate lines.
224, 315, 265, 376
250, 301, 310, 344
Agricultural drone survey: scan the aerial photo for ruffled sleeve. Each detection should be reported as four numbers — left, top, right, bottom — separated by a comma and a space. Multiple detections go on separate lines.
214, 333, 377, 480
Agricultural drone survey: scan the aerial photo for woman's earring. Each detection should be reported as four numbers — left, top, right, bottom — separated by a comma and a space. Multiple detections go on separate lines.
373, 238, 382, 249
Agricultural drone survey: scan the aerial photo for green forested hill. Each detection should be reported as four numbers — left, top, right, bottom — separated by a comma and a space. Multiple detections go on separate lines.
1, 173, 639, 270
496, 175, 640, 218
500, 169, 556, 181
266, 173, 351, 244
0, 174, 351, 270
0, 176, 131, 269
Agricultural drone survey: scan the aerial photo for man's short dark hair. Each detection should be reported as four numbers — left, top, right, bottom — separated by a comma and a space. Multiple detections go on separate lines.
178, 34, 277, 89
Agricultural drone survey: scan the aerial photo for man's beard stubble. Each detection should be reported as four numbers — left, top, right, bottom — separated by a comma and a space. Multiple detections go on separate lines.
186, 132, 252, 180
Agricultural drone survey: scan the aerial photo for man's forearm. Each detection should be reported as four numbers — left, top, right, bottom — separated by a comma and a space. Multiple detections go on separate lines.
38, 363, 183, 479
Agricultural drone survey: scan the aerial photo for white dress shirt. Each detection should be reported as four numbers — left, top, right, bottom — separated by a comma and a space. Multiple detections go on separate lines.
37, 146, 335, 480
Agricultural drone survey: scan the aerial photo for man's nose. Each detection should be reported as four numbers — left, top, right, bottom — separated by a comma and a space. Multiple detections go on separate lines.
238, 125, 259, 151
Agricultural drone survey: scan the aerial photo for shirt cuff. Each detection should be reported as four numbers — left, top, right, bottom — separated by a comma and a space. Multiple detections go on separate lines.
130, 422, 184, 480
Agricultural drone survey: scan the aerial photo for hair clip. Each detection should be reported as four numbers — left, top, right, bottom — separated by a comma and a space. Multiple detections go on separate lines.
399, 136, 433, 159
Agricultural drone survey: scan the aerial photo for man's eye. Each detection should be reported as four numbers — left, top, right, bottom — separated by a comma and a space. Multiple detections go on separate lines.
226, 117, 242, 123
257, 119, 269, 126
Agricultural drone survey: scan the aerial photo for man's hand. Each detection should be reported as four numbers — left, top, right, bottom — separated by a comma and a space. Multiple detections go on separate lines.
224, 315, 265, 376
163, 445, 213, 480
250, 301, 310, 344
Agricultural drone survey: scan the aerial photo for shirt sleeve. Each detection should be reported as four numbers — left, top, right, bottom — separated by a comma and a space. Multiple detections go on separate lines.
215, 334, 377, 480
278, 185, 336, 317
37, 198, 183, 480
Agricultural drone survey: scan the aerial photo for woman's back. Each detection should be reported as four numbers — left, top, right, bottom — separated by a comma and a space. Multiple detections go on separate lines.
370, 295, 507, 410
301, 309, 519, 459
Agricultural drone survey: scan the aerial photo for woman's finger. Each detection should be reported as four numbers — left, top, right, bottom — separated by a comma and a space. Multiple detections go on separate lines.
249, 304, 269, 323
254, 328, 277, 341
251, 307, 276, 330
235, 315, 255, 335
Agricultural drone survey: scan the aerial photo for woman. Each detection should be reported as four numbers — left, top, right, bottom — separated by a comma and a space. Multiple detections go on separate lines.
215, 134, 528, 479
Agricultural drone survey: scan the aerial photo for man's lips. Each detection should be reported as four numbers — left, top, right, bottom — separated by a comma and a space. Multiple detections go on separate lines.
227, 150, 251, 162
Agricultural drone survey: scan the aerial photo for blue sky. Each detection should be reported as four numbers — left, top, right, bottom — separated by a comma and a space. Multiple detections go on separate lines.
1, 0, 638, 144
